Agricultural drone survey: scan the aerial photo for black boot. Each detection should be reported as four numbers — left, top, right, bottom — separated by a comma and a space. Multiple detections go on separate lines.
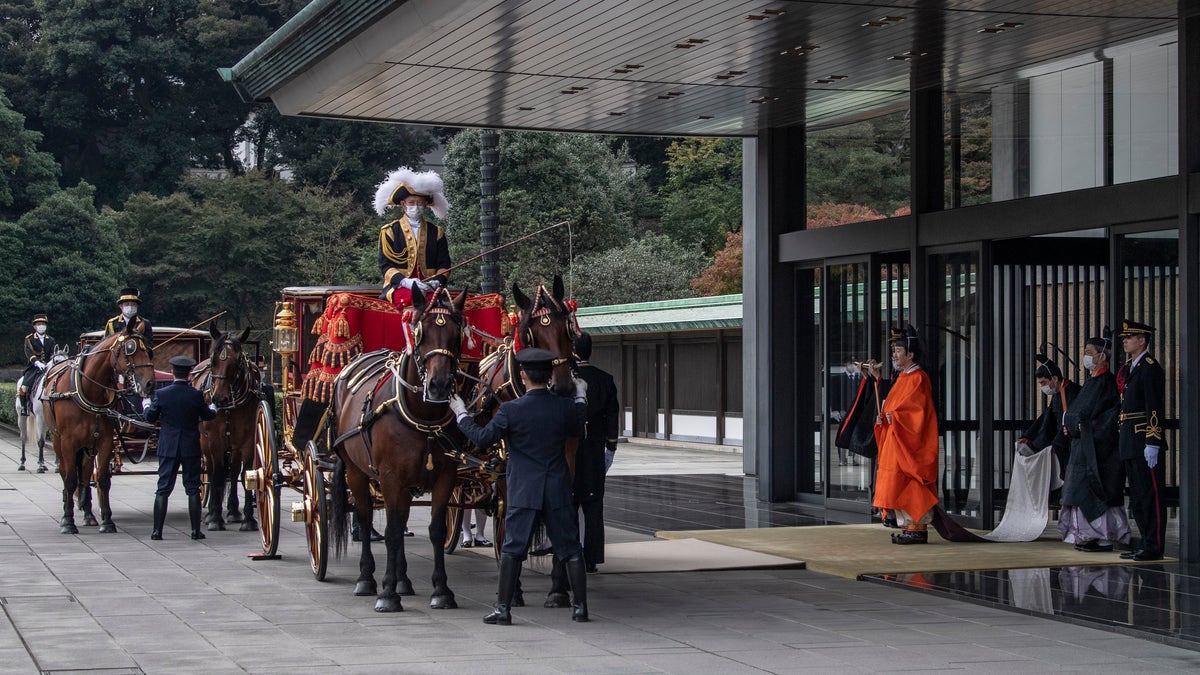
564, 556, 589, 622
151, 494, 167, 540
188, 494, 205, 540
484, 555, 521, 625
544, 556, 570, 608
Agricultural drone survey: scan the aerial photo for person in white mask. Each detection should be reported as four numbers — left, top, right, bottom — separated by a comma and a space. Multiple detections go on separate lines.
18, 314, 57, 419
1014, 354, 1081, 492
373, 166, 452, 307
104, 287, 154, 356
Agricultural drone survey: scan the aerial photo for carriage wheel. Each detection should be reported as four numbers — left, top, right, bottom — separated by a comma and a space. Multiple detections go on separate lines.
249, 400, 280, 557
302, 441, 329, 581
444, 485, 464, 554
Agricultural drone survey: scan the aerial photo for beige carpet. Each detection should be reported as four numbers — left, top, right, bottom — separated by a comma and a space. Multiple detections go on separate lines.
656, 524, 1173, 580
462, 537, 805, 574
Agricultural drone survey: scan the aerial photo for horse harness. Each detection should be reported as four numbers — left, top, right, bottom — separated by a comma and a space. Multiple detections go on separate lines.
194, 338, 262, 468
44, 333, 156, 450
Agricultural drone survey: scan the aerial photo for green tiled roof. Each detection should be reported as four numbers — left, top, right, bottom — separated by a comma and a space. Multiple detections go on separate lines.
576, 295, 742, 335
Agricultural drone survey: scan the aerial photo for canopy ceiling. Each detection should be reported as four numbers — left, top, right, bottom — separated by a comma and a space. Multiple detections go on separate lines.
225, 0, 1176, 136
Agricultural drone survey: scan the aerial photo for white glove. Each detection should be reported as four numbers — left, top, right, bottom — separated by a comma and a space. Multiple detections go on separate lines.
604, 448, 615, 473
427, 279, 442, 289
448, 394, 468, 420
572, 376, 587, 403
35, 360, 46, 370
141, 398, 152, 411
399, 277, 416, 290
416, 280, 433, 293
1145, 445, 1159, 468
207, 403, 218, 413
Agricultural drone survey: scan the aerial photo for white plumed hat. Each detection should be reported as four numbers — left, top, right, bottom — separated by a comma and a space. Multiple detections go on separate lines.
373, 166, 449, 219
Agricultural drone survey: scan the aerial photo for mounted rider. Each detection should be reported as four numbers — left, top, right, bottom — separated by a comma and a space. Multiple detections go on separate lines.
18, 314, 56, 414
374, 167, 452, 308
104, 287, 155, 357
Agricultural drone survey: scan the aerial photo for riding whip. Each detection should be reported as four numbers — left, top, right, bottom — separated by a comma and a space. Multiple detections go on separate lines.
153, 310, 229, 350
443, 221, 569, 276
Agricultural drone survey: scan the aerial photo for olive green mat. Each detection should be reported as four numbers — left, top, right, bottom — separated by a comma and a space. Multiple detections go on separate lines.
656, 524, 1173, 580
462, 537, 806, 574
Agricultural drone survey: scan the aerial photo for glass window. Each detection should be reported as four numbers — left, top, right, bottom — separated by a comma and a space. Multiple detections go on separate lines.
806, 108, 911, 227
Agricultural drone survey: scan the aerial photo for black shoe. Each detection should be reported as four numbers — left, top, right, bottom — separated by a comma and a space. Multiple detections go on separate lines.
151, 494, 168, 540
1120, 549, 1142, 560
1131, 551, 1163, 561
892, 530, 928, 545
586, 563, 598, 574
1074, 540, 1114, 553
461, 537, 473, 548
564, 556, 589, 622
403, 528, 414, 537
188, 493, 205, 540
484, 555, 520, 625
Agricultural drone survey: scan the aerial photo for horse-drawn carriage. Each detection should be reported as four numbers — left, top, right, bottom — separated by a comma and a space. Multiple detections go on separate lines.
244, 278, 579, 612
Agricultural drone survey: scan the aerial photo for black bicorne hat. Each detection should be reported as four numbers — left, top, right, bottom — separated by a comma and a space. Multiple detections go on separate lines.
1118, 319, 1154, 338
117, 287, 141, 304
1034, 353, 1062, 380
889, 324, 920, 351
1085, 326, 1113, 353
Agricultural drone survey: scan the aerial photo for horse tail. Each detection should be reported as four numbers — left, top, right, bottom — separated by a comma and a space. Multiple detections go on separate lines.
329, 455, 349, 559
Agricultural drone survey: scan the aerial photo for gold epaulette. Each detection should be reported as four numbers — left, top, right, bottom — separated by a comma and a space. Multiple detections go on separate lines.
1145, 357, 1156, 365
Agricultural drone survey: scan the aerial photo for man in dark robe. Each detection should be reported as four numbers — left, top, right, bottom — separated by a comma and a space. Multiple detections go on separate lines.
1016, 354, 1081, 484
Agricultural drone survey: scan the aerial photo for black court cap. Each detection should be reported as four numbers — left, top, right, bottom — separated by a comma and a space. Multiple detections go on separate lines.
515, 347, 557, 369
169, 356, 196, 374
1118, 319, 1154, 338
32, 314, 48, 324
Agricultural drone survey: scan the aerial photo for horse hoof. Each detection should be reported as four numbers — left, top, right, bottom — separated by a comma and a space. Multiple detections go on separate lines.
84, 516, 99, 527
374, 596, 403, 612
228, 511, 243, 523
99, 522, 117, 534
17, 463, 25, 471
239, 520, 258, 532
544, 592, 570, 608
207, 521, 226, 532
60, 524, 78, 535
430, 594, 457, 610
36, 464, 47, 474
398, 581, 416, 597
511, 592, 525, 608
354, 580, 377, 597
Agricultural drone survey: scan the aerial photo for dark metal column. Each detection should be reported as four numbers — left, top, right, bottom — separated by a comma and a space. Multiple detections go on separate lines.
1177, 0, 1200, 564
746, 128, 805, 501
479, 129, 500, 294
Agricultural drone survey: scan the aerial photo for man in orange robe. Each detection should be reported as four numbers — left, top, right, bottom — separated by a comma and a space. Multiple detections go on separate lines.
872, 325, 939, 545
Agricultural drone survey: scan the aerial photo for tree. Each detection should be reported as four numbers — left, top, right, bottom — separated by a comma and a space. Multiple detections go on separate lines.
806, 203, 886, 229
573, 234, 704, 307
0, 87, 60, 220
691, 230, 742, 296
806, 113, 910, 215
657, 138, 741, 254
442, 129, 647, 294
0, 218, 27, 363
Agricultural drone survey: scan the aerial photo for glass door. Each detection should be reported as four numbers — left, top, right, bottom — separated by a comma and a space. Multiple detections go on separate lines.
825, 261, 871, 503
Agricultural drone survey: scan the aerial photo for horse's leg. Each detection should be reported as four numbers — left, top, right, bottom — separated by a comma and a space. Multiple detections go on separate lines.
226, 456, 243, 522
36, 423, 47, 472
96, 443, 118, 533
428, 468, 458, 609
346, 467, 377, 598
59, 446, 79, 534
375, 498, 411, 612
207, 462, 227, 531
78, 454, 99, 527
18, 413, 28, 470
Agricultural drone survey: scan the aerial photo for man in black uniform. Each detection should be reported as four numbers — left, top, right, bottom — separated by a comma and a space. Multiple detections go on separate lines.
18, 314, 56, 417
1116, 320, 1168, 561
449, 348, 590, 625
1016, 354, 1081, 488
144, 356, 217, 541
104, 287, 154, 356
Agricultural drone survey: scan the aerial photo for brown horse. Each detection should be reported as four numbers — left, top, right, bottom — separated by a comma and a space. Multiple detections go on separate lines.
328, 286, 468, 612
191, 325, 260, 532
42, 323, 156, 534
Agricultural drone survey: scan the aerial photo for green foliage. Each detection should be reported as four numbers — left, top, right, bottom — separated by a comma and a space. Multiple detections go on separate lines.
442, 129, 647, 295
13, 183, 128, 352
0, 382, 15, 426
657, 138, 741, 254
691, 230, 742, 296
806, 112, 910, 214
573, 234, 704, 307
0, 88, 60, 220
115, 172, 375, 333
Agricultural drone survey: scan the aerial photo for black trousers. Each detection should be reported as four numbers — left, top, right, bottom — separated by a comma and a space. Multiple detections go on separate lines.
503, 503, 582, 561
157, 454, 203, 497
1124, 457, 1167, 555
579, 499, 605, 565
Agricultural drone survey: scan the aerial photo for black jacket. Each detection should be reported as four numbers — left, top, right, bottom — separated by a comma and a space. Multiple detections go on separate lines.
104, 314, 154, 350
1020, 380, 1081, 453
574, 362, 619, 502
24, 333, 57, 364
1118, 352, 1168, 460
145, 380, 216, 458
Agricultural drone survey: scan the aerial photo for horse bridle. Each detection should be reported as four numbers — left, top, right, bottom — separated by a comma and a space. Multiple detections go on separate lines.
395, 291, 464, 401
62, 332, 154, 413
206, 336, 257, 410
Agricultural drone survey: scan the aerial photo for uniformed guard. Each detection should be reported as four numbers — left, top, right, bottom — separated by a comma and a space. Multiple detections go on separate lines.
145, 356, 217, 541
373, 166, 452, 306
104, 287, 155, 356
1116, 319, 1168, 561
448, 348, 590, 625
18, 314, 56, 417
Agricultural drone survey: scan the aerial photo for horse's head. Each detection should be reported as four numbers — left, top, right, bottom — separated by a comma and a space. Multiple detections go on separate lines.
208, 325, 251, 407
96, 322, 156, 397
49, 345, 70, 366
512, 274, 577, 397
410, 285, 467, 403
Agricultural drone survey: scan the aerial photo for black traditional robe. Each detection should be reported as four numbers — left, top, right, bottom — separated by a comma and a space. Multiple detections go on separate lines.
1061, 369, 1123, 521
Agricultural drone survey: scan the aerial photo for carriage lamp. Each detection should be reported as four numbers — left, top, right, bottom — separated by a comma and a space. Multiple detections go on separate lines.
273, 304, 298, 356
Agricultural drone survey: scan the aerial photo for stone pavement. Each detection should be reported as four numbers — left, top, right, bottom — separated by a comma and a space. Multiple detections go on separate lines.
1, 431, 1198, 674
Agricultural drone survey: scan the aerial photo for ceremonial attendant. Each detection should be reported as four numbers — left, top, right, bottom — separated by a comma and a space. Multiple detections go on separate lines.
1059, 330, 1129, 552
145, 356, 217, 541
872, 325, 939, 545
18, 314, 56, 416
374, 167, 452, 307
1016, 354, 1081, 484
448, 348, 590, 625
1117, 320, 1169, 561
104, 287, 154, 356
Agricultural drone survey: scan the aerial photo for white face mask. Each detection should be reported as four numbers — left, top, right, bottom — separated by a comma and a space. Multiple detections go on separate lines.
1083, 354, 1095, 371
405, 205, 423, 221
35, 324, 46, 335
122, 305, 137, 319
1040, 384, 1053, 396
